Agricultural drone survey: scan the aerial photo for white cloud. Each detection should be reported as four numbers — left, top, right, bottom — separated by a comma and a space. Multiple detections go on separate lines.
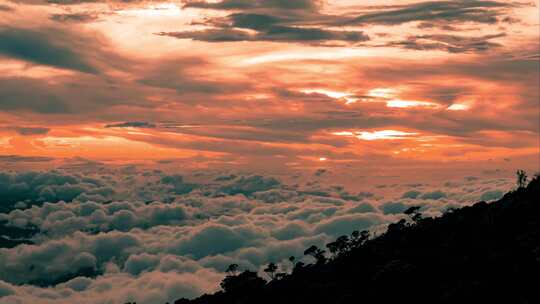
0, 169, 514, 303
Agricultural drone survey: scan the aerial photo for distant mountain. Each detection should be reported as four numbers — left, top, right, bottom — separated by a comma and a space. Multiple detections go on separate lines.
174, 176, 540, 304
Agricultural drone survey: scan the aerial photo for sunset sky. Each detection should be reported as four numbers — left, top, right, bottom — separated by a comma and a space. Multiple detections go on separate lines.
0, 0, 538, 181
0, 1, 539, 303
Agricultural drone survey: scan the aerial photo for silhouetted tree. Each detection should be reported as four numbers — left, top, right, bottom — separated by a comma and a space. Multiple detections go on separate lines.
444, 207, 457, 215
288, 256, 296, 273
225, 263, 239, 276
516, 170, 528, 188
304, 245, 327, 264
264, 262, 278, 280
220, 270, 266, 293
349, 230, 370, 249
292, 261, 305, 274
326, 242, 339, 257
387, 218, 407, 233
351, 230, 360, 241
326, 235, 350, 257
404, 206, 422, 223
359, 230, 370, 242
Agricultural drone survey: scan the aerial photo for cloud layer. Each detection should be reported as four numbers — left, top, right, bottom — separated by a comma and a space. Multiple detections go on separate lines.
0, 167, 516, 303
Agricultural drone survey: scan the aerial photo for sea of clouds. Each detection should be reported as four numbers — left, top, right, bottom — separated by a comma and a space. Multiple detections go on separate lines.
0, 168, 512, 303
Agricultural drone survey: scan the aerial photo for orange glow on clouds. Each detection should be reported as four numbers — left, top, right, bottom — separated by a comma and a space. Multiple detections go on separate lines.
117, 3, 182, 17
0, 0, 537, 172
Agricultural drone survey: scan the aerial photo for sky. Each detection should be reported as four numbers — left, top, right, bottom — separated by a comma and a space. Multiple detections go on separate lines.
0, 0, 538, 181
0, 0, 539, 303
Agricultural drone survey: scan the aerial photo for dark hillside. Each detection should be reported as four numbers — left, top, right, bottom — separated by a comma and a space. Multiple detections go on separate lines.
175, 176, 540, 304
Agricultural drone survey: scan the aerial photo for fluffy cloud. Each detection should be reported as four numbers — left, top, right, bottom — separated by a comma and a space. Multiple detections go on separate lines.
0, 171, 115, 212
420, 190, 447, 200
0, 269, 222, 304
1, 200, 188, 236
169, 224, 266, 258
0, 169, 517, 303
313, 213, 385, 237
217, 175, 281, 196
480, 190, 503, 201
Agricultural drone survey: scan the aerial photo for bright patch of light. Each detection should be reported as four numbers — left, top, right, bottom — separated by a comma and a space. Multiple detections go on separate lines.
117, 3, 181, 17
40, 136, 128, 148
447, 103, 470, 111
333, 130, 418, 141
246, 93, 271, 100
344, 98, 359, 105
367, 88, 440, 109
368, 88, 397, 99
357, 130, 418, 140
332, 131, 355, 136
319, 157, 328, 161
386, 99, 440, 108
126, 131, 153, 136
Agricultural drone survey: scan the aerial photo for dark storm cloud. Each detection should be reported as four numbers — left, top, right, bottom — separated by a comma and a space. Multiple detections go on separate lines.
158, 25, 369, 44
105, 122, 157, 129
386, 33, 505, 53
230, 13, 283, 30
49, 12, 99, 23
257, 25, 368, 43
15, 127, 50, 135
0, 126, 50, 135
0, 24, 132, 74
0, 27, 99, 73
157, 28, 253, 42
161, 3, 369, 45
175, 0, 520, 45
0, 4, 14, 11
341, 0, 516, 26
